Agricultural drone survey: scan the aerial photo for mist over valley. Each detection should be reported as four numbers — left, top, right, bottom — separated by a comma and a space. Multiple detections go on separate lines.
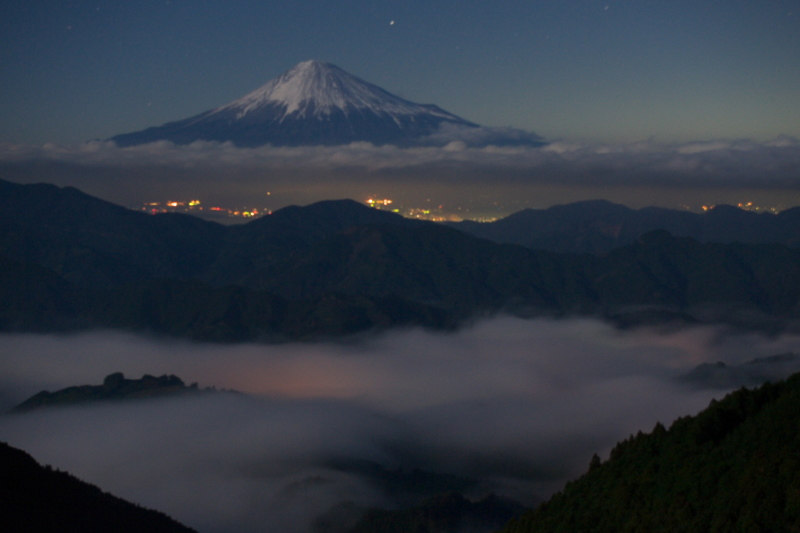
4, 318, 800, 532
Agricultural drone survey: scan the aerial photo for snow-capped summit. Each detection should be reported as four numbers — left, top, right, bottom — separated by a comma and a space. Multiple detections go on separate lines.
109, 60, 488, 148
216, 60, 460, 123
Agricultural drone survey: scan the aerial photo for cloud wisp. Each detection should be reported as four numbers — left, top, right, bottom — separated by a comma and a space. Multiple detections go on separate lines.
2, 317, 800, 532
1, 137, 799, 211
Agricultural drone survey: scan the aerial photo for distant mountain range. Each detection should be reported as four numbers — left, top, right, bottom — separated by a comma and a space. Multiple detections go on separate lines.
447, 199, 800, 254
109, 60, 543, 148
2, 178, 800, 340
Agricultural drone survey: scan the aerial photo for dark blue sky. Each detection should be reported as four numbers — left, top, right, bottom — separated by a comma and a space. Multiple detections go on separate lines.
2, 0, 799, 145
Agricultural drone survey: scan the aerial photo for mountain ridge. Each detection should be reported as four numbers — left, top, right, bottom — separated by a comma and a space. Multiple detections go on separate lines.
3, 178, 800, 340
109, 60, 539, 148
448, 199, 800, 254
10, 372, 226, 413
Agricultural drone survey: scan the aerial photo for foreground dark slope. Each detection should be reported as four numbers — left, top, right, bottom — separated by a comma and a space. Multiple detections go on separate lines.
0, 441, 196, 533
2, 178, 800, 340
500, 372, 800, 533
449, 199, 800, 254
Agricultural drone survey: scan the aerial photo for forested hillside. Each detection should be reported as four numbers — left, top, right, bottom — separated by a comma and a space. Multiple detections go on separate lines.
0, 441, 196, 533
501, 372, 800, 532
3, 178, 800, 341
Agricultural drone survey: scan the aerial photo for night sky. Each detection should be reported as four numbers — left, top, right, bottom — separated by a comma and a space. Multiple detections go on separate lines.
2, 0, 799, 145
1, 1, 799, 213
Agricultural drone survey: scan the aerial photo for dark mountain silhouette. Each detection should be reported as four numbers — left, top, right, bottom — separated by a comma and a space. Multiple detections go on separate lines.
0, 178, 225, 287
321, 458, 478, 507
11, 372, 222, 413
0, 260, 453, 341
0, 441, 196, 533
109, 60, 542, 148
448, 199, 800, 254
500, 371, 800, 532
678, 353, 800, 390
3, 178, 800, 340
316, 492, 527, 533
313, 458, 528, 533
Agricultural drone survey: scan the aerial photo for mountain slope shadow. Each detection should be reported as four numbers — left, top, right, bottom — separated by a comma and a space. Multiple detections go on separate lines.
0, 441, 197, 533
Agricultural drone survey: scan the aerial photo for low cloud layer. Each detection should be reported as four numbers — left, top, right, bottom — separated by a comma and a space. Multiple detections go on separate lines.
2, 318, 800, 532
1, 137, 799, 212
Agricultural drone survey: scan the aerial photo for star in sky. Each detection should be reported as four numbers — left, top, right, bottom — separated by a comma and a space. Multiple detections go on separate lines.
0, 1, 797, 145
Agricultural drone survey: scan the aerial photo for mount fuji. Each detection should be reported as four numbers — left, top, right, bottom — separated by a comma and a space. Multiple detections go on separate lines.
110, 60, 543, 148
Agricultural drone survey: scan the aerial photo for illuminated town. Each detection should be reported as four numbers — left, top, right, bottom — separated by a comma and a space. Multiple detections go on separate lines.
134, 197, 500, 222
135, 198, 790, 223
136, 200, 269, 220
692, 202, 785, 214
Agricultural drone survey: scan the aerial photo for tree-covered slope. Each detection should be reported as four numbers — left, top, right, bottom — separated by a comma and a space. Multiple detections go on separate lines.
0, 441, 196, 533
3, 178, 800, 340
500, 372, 800, 532
0, 261, 453, 341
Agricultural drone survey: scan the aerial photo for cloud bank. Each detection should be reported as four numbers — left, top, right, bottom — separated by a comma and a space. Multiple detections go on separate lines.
1, 136, 798, 212
2, 318, 800, 532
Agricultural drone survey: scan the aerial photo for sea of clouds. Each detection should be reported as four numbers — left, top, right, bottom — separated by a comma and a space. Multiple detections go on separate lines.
1, 137, 799, 212
2, 317, 800, 532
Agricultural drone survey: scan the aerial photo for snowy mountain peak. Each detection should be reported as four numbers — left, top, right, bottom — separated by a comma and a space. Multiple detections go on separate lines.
109, 60, 543, 148
215, 60, 459, 121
